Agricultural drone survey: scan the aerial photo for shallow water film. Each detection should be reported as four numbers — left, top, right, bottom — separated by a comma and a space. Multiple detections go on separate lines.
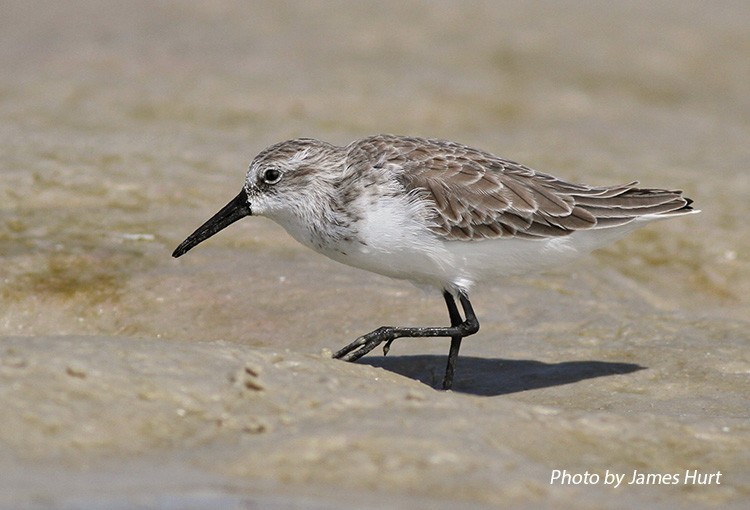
1, 1, 748, 508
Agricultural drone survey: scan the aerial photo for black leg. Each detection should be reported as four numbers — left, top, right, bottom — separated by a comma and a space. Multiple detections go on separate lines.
442, 291, 463, 390
332, 291, 479, 390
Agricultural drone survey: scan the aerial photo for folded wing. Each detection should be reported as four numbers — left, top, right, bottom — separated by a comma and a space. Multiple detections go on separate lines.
358, 135, 694, 241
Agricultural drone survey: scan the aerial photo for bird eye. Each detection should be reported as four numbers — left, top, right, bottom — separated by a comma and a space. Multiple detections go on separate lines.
262, 168, 282, 184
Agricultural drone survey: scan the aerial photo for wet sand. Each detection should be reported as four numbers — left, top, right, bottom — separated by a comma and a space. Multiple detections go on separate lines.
1, 1, 749, 508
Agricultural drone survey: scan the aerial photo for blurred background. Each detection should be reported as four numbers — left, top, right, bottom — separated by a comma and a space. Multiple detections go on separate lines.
2, 1, 748, 337
1, 1, 747, 342
1, 1, 748, 507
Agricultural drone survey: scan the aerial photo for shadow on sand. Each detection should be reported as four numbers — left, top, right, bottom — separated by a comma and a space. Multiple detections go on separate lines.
360, 355, 644, 396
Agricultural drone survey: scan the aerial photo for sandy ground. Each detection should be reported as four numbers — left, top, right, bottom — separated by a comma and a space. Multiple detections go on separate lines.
2, 331, 747, 509
1, 1, 749, 508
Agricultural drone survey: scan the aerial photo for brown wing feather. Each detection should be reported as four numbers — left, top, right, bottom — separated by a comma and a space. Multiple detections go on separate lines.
351, 135, 694, 241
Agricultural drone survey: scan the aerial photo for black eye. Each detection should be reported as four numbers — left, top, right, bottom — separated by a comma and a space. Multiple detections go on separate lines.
262, 168, 281, 184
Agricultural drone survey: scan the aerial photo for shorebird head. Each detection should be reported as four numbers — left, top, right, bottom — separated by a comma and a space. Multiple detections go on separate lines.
172, 138, 342, 258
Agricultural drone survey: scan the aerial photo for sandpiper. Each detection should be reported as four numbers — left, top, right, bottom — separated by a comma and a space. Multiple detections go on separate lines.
173, 135, 697, 390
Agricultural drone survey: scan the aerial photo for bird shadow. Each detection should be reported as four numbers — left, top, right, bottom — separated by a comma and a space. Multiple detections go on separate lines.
360, 355, 645, 396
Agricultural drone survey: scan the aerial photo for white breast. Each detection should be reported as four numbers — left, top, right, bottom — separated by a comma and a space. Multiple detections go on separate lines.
321, 190, 453, 286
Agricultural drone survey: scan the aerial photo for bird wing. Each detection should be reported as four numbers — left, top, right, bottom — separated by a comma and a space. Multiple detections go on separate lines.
353, 135, 693, 241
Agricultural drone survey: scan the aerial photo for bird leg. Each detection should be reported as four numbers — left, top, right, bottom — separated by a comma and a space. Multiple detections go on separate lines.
442, 291, 464, 390
332, 291, 479, 390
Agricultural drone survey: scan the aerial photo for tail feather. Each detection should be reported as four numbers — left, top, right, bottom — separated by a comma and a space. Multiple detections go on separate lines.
573, 185, 695, 227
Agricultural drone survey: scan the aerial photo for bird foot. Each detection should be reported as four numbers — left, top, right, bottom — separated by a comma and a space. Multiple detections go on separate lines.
332, 326, 394, 362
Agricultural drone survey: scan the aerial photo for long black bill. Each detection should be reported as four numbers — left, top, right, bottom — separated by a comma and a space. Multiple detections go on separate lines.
172, 190, 252, 258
